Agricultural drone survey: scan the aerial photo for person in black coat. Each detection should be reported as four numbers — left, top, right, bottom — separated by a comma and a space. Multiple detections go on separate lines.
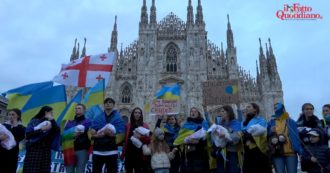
0, 108, 26, 173
301, 128, 330, 173
23, 106, 61, 173
296, 103, 324, 144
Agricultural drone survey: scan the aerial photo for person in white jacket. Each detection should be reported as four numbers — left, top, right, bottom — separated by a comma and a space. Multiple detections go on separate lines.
143, 128, 178, 173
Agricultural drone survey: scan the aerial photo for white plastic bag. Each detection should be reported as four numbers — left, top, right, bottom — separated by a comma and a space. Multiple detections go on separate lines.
34, 121, 51, 131
0, 124, 17, 150
97, 123, 116, 135
247, 124, 266, 136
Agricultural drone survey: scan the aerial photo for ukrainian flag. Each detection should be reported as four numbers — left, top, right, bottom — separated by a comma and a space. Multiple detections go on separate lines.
4, 81, 53, 109
156, 83, 180, 100
84, 79, 105, 120
21, 85, 67, 125
84, 79, 105, 109
56, 90, 83, 124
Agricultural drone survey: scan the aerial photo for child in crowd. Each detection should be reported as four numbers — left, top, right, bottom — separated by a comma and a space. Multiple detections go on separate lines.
143, 128, 178, 173
301, 129, 330, 173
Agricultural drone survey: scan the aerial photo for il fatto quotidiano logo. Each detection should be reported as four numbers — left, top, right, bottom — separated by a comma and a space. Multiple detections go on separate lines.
276, 3, 322, 20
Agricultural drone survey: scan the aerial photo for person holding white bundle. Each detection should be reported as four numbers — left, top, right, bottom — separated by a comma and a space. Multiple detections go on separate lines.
121, 107, 151, 173
173, 107, 210, 173
241, 103, 272, 173
90, 98, 125, 173
143, 128, 178, 173
62, 103, 91, 173
0, 109, 25, 173
205, 105, 241, 173
23, 106, 60, 173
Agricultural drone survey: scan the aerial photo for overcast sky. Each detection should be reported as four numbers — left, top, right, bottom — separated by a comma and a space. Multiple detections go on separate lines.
1, 0, 329, 120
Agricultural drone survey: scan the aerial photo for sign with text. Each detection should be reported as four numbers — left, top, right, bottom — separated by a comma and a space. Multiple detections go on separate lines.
16, 146, 124, 173
202, 80, 239, 105
150, 99, 179, 115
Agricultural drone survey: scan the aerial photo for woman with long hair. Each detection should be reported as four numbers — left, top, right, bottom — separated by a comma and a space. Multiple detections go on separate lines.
23, 106, 60, 173
211, 105, 241, 173
155, 114, 181, 173
296, 103, 324, 145
121, 107, 151, 173
0, 108, 26, 173
174, 107, 210, 173
142, 128, 178, 173
241, 103, 272, 173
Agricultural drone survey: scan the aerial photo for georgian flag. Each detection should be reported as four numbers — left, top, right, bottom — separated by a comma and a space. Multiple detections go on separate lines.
53, 52, 116, 87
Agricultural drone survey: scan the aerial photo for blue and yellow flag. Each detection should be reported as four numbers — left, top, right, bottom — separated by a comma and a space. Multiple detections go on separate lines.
84, 79, 105, 109
21, 85, 67, 125
145, 83, 180, 115
156, 83, 180, 100
84, 79, 105, 120
4, 81, 54, 109
56, 90, 83, 124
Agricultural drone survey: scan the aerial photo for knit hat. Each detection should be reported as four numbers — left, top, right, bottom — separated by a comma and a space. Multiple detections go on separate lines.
154, 128, 165, 140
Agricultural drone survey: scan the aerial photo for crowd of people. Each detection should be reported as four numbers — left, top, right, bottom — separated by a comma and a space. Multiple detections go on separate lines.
0, 99, 330, 173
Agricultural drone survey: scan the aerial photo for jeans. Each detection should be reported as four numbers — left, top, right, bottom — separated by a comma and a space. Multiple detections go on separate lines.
272, 155, 298, 173
66, 150, 89, 173
154, 168, 170, 173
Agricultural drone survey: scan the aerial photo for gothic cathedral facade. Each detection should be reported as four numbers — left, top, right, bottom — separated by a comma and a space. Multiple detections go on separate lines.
68, 0, 283, 123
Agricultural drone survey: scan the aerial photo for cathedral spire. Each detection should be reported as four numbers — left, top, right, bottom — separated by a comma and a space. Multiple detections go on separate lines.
265, 42, 270, 59
256, 60, 260, 76
150, 0, 157, 25
81, 37, 87, 58
140, 0, 148, 26
267, 38, 278, 75
268, 38, 274, 57
76, 42, 80, 59
195, 0, 204, 26
258, 38, 268, 78
220, 42, 225, 57
119, 43, 123, 59
227, 14, 234, 49
187, 0, 194, 26
259, 38, 264, 56
109, 16, 118, 53
70, 38, 77, 61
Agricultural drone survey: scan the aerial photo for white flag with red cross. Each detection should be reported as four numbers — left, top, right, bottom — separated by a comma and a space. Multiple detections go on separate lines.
53, 52, 116, 87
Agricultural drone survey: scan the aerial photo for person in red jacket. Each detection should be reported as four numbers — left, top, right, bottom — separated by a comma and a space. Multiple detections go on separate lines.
121, 107, 151, 173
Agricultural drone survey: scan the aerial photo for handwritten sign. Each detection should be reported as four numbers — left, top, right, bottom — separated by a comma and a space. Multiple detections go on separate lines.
150, 99, 179, 115
202, 79, 239, 105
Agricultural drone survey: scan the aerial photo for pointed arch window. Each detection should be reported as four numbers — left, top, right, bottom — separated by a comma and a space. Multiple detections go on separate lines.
166, 45, 178, 72
121, 85, 131, 103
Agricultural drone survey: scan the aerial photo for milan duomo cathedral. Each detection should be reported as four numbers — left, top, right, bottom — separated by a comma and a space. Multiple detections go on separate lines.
67, 0, 283, 123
